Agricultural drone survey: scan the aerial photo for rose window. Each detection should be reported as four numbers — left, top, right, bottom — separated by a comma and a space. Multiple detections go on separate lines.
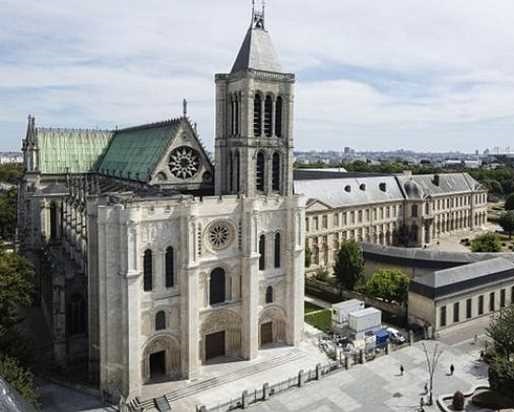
169, 146, 200, 179
206, 220, 234, 250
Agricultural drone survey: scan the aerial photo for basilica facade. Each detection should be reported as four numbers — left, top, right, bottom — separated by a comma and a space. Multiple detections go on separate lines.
18, 7, 305, 401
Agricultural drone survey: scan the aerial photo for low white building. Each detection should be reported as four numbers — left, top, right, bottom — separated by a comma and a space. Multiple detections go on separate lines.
408, 257, 514, 331
331, 299, 364, 331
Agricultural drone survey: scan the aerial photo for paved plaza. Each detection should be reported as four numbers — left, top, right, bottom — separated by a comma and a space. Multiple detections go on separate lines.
250, 338, 488, 412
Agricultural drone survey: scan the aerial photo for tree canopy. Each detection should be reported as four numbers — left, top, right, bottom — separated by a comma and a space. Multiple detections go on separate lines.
470, 233, 502, 253
505, 193, 514, 211
0, 247, 33, 337
499, 211, 514, 239
333, 240, 364, 292
0, 188, 17, 241
0, 163, 23, 185
360, 269, 410, 304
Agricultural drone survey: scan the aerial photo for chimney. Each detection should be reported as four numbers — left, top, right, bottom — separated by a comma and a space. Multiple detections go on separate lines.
379, 182, 387, 192
433, 174, 440, 186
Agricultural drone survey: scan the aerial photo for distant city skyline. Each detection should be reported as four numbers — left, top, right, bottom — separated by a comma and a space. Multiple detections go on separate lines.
3, 1, 514, 152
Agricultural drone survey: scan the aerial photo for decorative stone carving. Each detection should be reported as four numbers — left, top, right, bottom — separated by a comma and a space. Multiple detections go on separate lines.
168, 146, 200, 179
204, 220, 235, 251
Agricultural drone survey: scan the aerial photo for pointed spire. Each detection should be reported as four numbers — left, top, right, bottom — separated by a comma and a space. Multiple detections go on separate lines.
183, 98, 188, 118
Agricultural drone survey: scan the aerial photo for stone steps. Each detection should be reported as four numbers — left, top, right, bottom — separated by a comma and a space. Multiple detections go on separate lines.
135, 349, 305, 410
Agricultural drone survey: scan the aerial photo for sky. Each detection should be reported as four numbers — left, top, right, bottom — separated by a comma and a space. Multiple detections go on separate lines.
2, 0, 514, 153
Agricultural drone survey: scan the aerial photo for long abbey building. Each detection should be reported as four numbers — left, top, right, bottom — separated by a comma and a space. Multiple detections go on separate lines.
18, 7, 305, 400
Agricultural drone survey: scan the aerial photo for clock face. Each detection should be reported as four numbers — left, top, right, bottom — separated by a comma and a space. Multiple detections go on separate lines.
168, 146, 200, 179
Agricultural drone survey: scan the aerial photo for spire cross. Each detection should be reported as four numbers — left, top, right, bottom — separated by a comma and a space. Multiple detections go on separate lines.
183, 98, 188, 117
251, 0, 265, 29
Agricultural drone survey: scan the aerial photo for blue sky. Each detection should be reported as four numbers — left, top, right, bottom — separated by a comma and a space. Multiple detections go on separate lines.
2, 0, 514, 152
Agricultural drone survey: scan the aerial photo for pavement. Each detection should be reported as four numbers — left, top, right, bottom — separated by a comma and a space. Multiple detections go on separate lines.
250, 329, 489, 412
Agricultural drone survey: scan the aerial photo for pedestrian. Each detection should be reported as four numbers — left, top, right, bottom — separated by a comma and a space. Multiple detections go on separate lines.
400, 364, 404, 376
473, 334, 478, 345
450, 364, 455, 376
424, 383, 428, 394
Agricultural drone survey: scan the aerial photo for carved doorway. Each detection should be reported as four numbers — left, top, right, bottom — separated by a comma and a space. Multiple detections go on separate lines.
149, 351, 166, 379
260, 322, 273, 346
205, 331, 225, 361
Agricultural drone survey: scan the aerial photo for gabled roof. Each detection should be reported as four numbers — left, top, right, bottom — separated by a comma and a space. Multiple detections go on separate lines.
37, 127, 113, 174
231, 26, 282, 74
98, 119, 182, 182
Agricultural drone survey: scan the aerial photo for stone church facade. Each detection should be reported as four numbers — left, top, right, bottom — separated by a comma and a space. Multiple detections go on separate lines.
18, 7, 305, 401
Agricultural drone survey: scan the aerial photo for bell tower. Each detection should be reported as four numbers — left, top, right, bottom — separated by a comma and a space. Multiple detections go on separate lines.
214, 2, 295, 198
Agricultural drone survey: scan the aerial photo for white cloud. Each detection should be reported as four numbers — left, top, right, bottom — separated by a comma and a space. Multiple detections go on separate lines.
2, 0, 514, 152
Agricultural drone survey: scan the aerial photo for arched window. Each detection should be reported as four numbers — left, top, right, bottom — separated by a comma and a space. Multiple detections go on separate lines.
155, 311, 166, 331
209, 268, 226, 305
274, 233, 281, 268
256, 152, 265, 192
412, 204, 418, 218
229, 152, 234, 192
235, 150, 240, 193
165, 247, 174, 288
259, 234, 266, 270
272, 152, 280, 192
50, 202, 58, 240
143, 249, 153, 291
275, 96, 283, 137
265, 286, 273, 304
235, 94, 239, 135
67, 294, 86, 336
254, 94, 262, 137
230, 96, 235, 135
264, 95, 273, 137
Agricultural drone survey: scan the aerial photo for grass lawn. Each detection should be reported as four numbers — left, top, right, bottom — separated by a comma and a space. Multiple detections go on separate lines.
304, 308, 332, 333
304, 301, 323, 314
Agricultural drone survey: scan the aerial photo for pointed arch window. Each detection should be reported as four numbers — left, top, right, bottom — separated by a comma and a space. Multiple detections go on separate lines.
143, 249, 153, 291
165, 247, 174, 288
229, 153, 234, 192
155, 311, 166, 331
259, 234, 266, 270
275, 96, 283, 137
235, 94, 239, 136
235, 150, 240, 193
254, 94, 262, 137
264, 95, 273, 137
272, 152, 280, 192
256, 152, 265, 192
274, 232, 281, 268
230, 96, 235, 136
50, 202, 58, 240
265, 286, 273, 304
67, 294, 86, 336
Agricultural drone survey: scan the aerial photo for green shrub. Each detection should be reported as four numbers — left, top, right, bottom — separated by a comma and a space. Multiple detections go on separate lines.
471, 233, 502, 252
452, 391, 465, 410
472, 390, 514, 409
0, 355, 38, 405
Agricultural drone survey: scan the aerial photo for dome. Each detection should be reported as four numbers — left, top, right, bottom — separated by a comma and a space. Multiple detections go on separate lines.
404, 180, 424, 199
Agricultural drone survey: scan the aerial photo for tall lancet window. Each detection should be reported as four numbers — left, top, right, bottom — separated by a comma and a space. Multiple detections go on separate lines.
272, 152, 280, 192
235, 94, 239, 135
254, 94, 262, 137
275, 96, 283, 137
143, 249, 153, 291
264, 95, 273, 137
256, 152, 265, 192
235, 150, 240, 193
259, 234, 266, 270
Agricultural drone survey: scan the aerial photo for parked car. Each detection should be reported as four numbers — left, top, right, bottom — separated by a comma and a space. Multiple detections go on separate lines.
386, 327, 406, 344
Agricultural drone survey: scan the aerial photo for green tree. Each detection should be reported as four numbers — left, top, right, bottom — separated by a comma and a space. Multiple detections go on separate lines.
0, 247, 34, 337
470, 233, 502, 253
506, 193, 514, 211
0, 163, 23, 185
333, 240, 364, 292
0, 354, 38, 405
362, 269, 410, 304
0, 188, 17, 240
499, 211, 514, 239
487, 304, 514, 359
305, 246, 312, 268
488, 355, 514, 401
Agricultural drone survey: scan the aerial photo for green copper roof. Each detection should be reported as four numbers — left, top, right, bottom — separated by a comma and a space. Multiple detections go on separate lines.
98, 119, 182, 182
37, 128, 113, 174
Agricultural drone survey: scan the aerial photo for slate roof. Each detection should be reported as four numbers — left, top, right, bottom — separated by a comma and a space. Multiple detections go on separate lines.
37, 128, 113, 174
411, 257, 514, 299
98, 119, 182, 182
396, 173, 483, 199
231, 26, 282, 74
294, 176, 404, 208
293, 169, 390, 181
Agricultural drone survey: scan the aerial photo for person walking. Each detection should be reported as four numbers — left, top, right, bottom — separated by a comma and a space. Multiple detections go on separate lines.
450, 364, 455, 376
424, 383, 428, 394
400, 364, 404, 376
